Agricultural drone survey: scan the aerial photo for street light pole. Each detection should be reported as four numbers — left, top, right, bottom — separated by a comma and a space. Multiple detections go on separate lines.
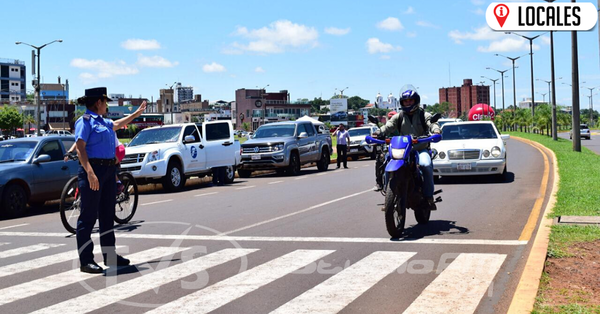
507, 32, 541, 117
571, 0, 581, 152
260, 84, 269, 127
15, 40, 63, 136
584, 87, 596, 126
487, 68, 509, 113
481, 76, 499, 110
496, 54, 526, 121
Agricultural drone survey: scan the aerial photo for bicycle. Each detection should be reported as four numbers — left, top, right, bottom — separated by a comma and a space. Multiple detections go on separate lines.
59, 152, 139, 234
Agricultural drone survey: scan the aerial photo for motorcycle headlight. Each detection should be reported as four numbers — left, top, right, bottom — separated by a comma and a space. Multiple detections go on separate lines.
491, 146, 501, 158
149, 150, 160, 162
438, 151, 446, 159
391, 148, 406, 159
272, 143, 284, 152
483, 150, 490, 158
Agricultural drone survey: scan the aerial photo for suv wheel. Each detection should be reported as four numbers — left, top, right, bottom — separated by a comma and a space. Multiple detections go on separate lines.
224, 165, 235, 183
162, 160, 186, 191
317, 149, 330, 171
287, 152, 301, 176
238, 169, 252, 178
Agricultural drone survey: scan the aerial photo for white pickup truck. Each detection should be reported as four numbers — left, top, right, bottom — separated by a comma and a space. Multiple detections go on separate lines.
121, 121, 241, 191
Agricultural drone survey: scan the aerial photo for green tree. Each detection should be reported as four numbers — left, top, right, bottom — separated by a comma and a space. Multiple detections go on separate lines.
533, 104, 552, 136
126, 124, 138, 139
309, 97, 329, 114
425, 102, 451, 116
26, 91, 34, 103
23, 114, 35, 132
347, 96, 369, 111
0, 106, 24, 132
72, 109, 86, 123
241, 122, 250, 132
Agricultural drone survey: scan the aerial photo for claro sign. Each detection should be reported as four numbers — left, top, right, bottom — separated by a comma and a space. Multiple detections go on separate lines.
486, 2, 597, 31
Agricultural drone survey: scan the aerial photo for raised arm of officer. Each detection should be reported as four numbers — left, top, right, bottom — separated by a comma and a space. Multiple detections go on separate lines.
112, 101, 147, 131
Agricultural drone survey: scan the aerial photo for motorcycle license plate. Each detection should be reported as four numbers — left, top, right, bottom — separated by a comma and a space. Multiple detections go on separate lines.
457, 163, 471, 171
350, 149, 358, 153
251, 154, 261, 160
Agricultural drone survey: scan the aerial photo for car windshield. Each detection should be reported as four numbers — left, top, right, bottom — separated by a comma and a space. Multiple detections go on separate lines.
253, 125, 296, 138
0, 142, 37, 162
442, 124, 497, 140
129, 127, 181, 146
348, 129, 371, 137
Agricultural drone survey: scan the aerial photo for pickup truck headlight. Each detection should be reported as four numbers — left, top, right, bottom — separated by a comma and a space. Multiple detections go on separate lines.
272, 143, 284, 152
491, 146, 501, 158
149, 150, 160, 162
391, 148, 406, 159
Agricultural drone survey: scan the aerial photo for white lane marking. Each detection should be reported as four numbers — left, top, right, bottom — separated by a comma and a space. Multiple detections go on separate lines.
353, 167, 359, 169
0, 242, 8, 247
149, 249, 334, 314
0, 246, 118, 279
272, 251, 416, 314
140, 199, 173, 206
34, 249, 258, 314
0, 223, 29, 230
268, 181, 284, 185
363, 164, 370, 167
294, 176, 307, 180
0, 243, 65, 259
316, 172, 329, 176
220, 189, 373, 235
236, 185, 256, 190
0, 232, 529, 246
194, 192, 218, 197
0, 247, 185, 307
403, 253, 507, 314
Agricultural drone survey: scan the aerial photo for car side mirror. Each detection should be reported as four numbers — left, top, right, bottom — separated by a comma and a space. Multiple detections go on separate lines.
501, 134, 510, 140
184, 135, 196, 143
298, 132, 308, 139
430, 113, 442, 123
33, 154, 51, 164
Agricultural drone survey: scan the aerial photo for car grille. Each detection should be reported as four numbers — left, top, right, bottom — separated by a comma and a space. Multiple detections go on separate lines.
121, 166, 142, 172
448, 150, 480, 160
121, 153, 146, 164
242, 146, 275, 153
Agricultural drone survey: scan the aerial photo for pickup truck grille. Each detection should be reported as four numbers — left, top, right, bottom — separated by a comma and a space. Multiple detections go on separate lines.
121, 166, 142, 172
121, 153, 146, 164
448, 150, 480, 160
242, 146, 275, 153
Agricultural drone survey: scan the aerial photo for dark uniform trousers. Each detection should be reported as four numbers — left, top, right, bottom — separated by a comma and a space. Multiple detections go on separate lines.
76, 163, 117, 265
336, 144, 348, 168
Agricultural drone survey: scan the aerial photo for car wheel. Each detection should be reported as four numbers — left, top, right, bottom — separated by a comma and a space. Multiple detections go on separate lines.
287, 152, 301, 176
316, 149, 330, 172
237, 169, 252, 178
162, 160, 186, 191
2, 184, 28, 218
224, 165, 235, 184
351, 155, 359, 161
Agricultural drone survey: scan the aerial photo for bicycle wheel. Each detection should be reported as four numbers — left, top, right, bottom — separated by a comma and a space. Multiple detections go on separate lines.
60, 176, 80, 234
114, 172, 138, 224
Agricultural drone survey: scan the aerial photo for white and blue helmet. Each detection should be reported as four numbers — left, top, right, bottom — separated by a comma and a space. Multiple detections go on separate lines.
399, 84, 420, 114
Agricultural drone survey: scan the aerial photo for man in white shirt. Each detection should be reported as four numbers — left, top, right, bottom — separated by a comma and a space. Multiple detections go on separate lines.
332, 123, 350, 169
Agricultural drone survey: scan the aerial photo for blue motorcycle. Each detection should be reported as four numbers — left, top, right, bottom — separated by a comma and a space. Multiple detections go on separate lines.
366, 132, 442, 238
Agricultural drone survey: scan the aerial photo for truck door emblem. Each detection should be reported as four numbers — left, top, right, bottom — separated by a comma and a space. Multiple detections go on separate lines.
191, 146, 198, 158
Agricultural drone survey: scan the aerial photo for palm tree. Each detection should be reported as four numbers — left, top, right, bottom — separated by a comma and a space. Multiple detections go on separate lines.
23, 114, 35, 134
534, 104, 552, 136
72, 109, 86, 123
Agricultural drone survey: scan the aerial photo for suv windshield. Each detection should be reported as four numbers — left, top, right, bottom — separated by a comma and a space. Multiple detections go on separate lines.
0, 142, 37, 162
348, 129, 371, 137
580, 124, 589, 129
129, 127, 181, 146
253, 125, 296, 138
441, 124, 497, 140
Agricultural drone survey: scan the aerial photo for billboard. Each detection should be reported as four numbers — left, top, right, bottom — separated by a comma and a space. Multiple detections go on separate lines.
330, 98, 348, 125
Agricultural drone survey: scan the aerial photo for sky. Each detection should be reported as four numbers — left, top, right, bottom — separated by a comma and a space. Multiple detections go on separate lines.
3, 0, 600, 111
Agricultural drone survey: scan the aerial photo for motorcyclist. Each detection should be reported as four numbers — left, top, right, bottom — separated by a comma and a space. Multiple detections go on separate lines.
374, 85, 441, 210
372, 110, 398, 192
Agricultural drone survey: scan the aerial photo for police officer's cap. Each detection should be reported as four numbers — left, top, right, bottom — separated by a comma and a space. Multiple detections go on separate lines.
77, 87, 113, 104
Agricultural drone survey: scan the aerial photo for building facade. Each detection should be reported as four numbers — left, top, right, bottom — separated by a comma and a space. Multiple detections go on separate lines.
0, 58, 26, 104
40, 80, 71, 130
176, 83, 193, 105
234, 88, 311, 131
439, 79, 490, 118
158, 88, 174, 113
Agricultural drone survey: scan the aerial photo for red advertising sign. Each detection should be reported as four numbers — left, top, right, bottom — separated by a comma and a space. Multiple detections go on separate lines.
468, 104, 495, 121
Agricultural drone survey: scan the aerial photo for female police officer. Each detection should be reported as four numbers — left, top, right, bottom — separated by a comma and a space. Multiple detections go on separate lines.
75, 87, 146, 273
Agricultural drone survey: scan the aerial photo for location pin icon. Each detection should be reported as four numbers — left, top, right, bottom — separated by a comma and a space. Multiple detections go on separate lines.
494, 4, 509, 27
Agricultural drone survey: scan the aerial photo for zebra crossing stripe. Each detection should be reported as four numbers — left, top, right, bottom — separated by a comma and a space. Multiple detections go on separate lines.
402, 253, 506, 314
0, 243, 65, 259
0, 246, 186, 307
271, 251, 417, 314
148, 249, 335, 314
0, 242, 8, 247
33, 248, 258, 314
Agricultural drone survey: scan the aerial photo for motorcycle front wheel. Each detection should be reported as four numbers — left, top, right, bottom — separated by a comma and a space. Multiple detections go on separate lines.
384, 179, 406, 238
414, 204, 431, 224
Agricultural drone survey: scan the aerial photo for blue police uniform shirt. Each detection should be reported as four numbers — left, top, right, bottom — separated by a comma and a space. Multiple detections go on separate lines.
74, 109, 116, 159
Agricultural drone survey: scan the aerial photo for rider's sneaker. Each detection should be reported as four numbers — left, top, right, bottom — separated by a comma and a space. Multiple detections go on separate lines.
372, 184, 383, 192
427, 197, 437, 211
116, 181, 125, 194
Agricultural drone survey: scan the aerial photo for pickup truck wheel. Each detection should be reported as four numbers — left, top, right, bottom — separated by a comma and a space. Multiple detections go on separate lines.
316, 149, 330, 171
287, 152, 301, 176
162, 160, 186, 191
2, 184, 28, 218
276, 169, 287, 176
351, 155, 359, 161
238, 169, 252, 178
225, 165, 235, 183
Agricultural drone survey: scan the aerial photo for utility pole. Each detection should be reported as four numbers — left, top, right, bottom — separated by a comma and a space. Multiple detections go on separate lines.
572, 0, 581, 152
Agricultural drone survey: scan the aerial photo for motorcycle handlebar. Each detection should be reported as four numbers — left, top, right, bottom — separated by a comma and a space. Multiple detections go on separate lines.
367, 134, 441, 145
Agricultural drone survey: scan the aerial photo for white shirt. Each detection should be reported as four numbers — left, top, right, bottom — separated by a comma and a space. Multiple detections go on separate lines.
334, 129, 350, 145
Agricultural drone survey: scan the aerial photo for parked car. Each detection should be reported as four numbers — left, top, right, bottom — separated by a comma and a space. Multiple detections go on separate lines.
431, 121, 509, 181
570, 124, 591, 140
437, 118, 463, 128
347, 125, 379, 160
44, 130, 72, 136
122, 121, 241, 191
0, 136, 79, 217
238, 121, 331, 177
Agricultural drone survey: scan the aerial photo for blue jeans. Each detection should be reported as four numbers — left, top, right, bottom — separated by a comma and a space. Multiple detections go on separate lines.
418, 150, 434, 198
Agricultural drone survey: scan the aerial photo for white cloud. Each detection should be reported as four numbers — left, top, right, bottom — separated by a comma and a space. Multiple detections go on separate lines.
377, 17, 404, 31
366, 38, 402, 54
404, 6, 415, 14
255, 66, 265, 73
471, 0, 485, 5
416, 20, 440, 29
478, 38, 540, 52
202, 62, 226, 73
70, 58, 139, 79
448, 25, 504, 44
324, 27, 351, 36
121, 39, 161, 50
540, 35, 551, 45
406, 31, 417, 38
472, 8, 485, 15
78, 72, 97, 84
137, 55, 179, 68
380, 55, 391, 60
224, 20, 319, 54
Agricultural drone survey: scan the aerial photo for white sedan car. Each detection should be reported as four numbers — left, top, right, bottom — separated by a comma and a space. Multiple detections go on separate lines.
431, 121, 509, 180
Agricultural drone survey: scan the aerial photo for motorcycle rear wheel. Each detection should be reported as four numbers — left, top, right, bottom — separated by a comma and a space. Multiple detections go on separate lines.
384, 182, 406, 238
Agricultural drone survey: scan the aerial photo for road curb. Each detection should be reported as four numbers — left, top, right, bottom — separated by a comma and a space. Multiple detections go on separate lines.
507, 137, 560, 314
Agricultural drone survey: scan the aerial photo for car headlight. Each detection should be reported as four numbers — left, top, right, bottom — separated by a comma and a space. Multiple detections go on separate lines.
149, 150, 160, 162
272, 143, 284, 152
438, 151, 446, 159
483, 150, 490, 158
391, 148, 406, 159
491, 146, 501, 158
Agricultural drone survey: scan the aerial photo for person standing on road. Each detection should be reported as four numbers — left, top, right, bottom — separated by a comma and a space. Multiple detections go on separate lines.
74, 87, 146, 274
333, 123, 350, 169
